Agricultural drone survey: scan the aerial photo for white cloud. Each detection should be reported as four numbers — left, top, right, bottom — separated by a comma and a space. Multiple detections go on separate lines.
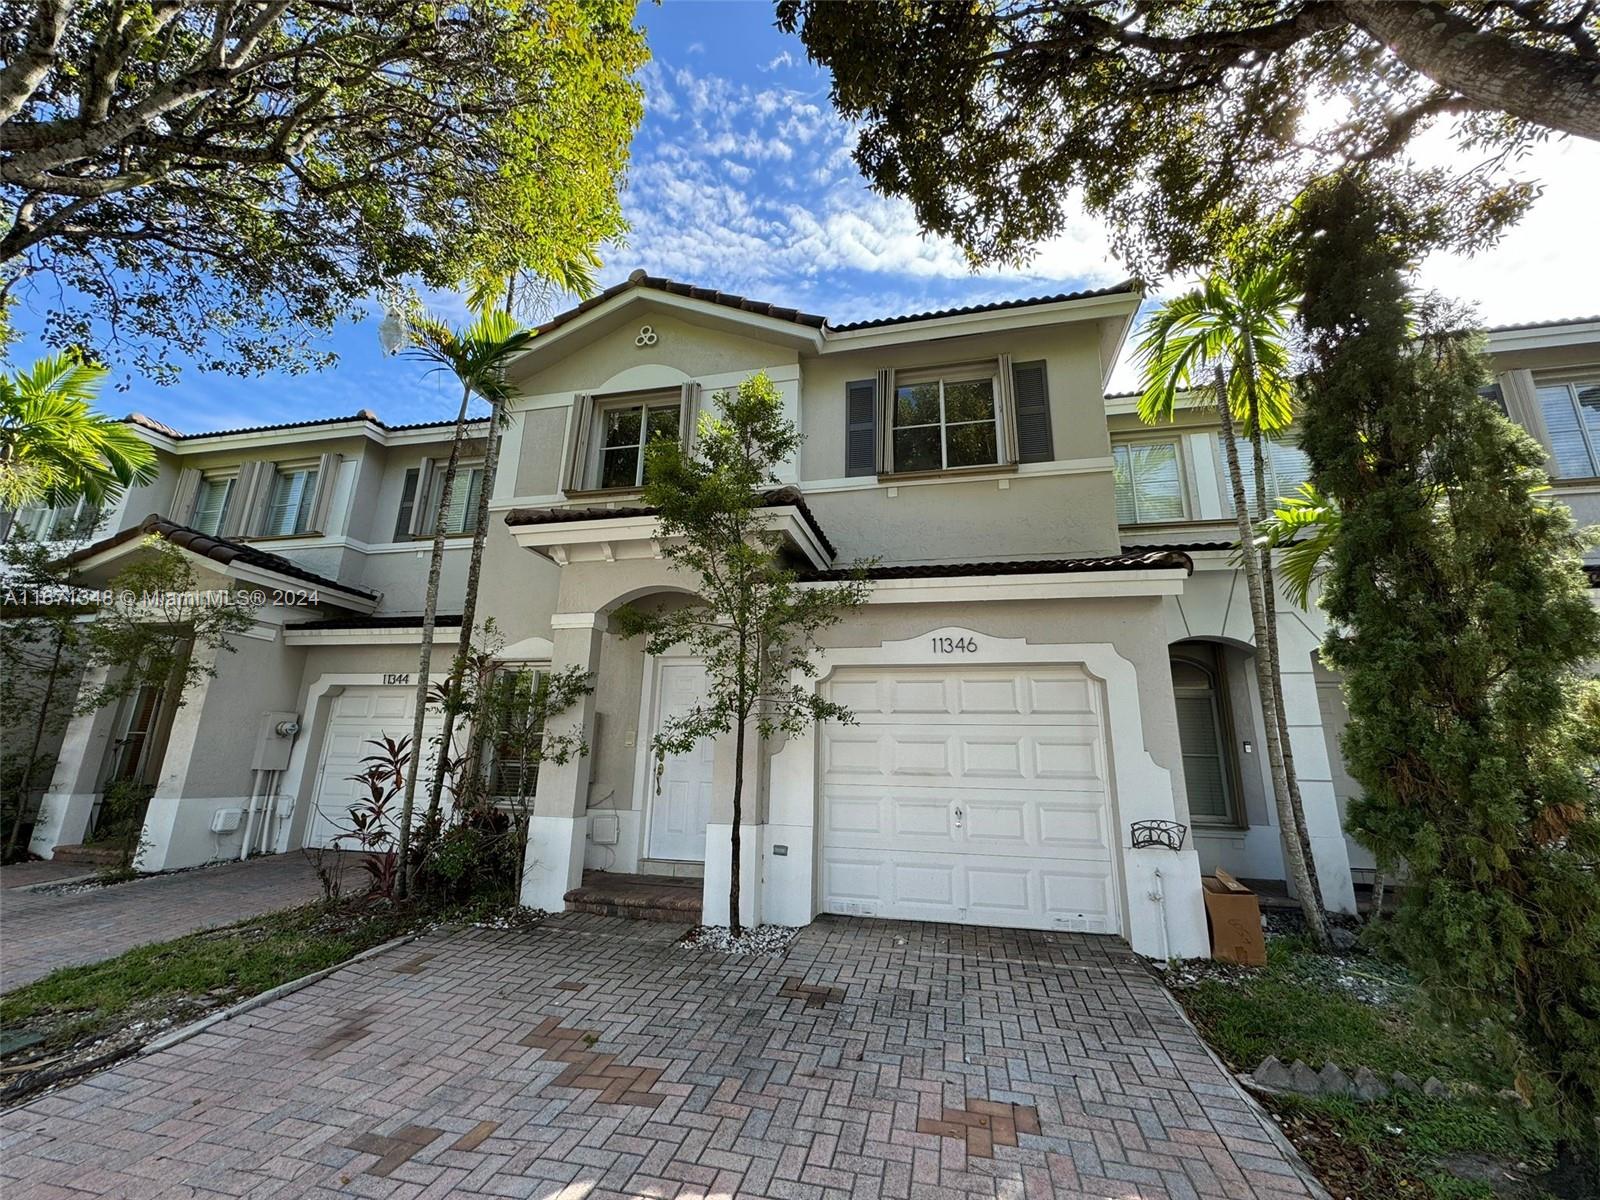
763, 50, 796, 72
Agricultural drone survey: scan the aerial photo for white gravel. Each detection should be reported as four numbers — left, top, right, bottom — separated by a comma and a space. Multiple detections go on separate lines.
679, 924, 797, 956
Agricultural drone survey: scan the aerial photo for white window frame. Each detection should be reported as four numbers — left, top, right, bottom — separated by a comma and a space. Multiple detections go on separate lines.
1534, 375, 1600, 479
7, 495, 100, 542
1170, 650, 1242, 828
189, 472, 237, 536
889, 365, 1001, 474
1111, 438, 1188, 525
261, 462, 320, 537
589, 393, 681, 491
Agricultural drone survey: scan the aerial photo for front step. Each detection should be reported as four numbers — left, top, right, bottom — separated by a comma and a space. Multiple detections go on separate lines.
48, 844, 126, 868
564, 871, 702, 924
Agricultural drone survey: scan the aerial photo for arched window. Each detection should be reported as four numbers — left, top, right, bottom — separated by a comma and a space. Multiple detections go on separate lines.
1171, 653, 1236, 824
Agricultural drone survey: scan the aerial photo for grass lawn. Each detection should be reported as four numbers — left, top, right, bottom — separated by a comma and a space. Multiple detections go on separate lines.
1169, 937, 1562, 1200
0, 896, 525, 1103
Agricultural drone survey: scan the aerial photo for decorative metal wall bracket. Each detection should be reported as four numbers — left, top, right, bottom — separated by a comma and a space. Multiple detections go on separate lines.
1130, 820, 1188, 851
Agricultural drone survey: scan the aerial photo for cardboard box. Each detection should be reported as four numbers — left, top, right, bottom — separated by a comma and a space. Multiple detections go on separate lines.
1201, 869, 1266, 966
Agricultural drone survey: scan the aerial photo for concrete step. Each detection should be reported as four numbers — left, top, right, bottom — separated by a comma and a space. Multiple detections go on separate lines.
48, 844, 126, 867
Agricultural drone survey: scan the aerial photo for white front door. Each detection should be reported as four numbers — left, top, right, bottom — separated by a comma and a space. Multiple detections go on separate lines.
818, 664, 1120, 933
306, 687, 445, 849
645, 660, 715, 861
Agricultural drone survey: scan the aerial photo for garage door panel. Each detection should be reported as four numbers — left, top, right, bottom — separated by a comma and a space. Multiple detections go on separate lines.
886, 677, 950, 713
820, 664, 1119, 935
1028, 675, 1097, 716
822, 731, 881, 775
1034, 737, 1105, 782
955, 676, 1024, 714
891, 797, 955, 839
828, 677, 881, 713
1038, 804, 1113, 851
891, 737, 950, 776
891, 861, 957, 907
961, 738, 1025, 778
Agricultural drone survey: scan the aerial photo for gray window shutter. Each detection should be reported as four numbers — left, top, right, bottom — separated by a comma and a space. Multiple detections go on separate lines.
223, 461, 268, 538
563, 393, 595, 492
1011, 360, 1054, 464
407, 458, 435, 536
679, 382, 702, 457
874, 368, 894, 474
306, 452, 341, 534
394, 468, 420, 541
170, 468, 202, 526
845, 379, 877, 477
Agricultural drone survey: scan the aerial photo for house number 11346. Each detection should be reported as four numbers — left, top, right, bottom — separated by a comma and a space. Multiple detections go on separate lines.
931, 636, 978, 654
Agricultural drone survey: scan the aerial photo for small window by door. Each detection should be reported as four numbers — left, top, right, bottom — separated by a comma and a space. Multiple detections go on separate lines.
106, 684, 165, 785
484, 668, 547, 802
1171, 653, 1238, 825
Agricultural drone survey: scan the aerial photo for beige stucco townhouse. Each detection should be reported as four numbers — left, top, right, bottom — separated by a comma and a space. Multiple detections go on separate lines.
11, 275, 1596, 961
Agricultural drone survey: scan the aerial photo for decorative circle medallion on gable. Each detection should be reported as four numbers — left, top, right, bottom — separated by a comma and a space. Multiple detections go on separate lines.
635, 325, 658, 348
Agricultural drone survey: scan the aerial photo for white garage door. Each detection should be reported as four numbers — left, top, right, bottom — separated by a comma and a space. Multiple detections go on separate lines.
306, 687, 448, 849
819, 665, 1119, 933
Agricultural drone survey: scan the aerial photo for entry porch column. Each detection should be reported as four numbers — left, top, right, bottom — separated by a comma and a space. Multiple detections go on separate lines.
520, 613, 603, 911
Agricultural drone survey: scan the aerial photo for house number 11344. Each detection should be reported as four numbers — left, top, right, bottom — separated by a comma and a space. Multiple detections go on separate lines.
931, 636, 978, 654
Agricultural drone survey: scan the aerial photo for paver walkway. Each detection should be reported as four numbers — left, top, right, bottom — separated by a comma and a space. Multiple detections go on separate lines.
0, 913, 1326, 1199
0, 860, 90, 890
0, 852, 332, 992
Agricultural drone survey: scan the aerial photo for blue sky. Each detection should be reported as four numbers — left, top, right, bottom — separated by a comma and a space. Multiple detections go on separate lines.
9, 1, 1598, 433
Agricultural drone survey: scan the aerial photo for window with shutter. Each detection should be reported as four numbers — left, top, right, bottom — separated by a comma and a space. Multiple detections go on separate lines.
845, 379, 877, 476
191, 477, 234, 536
582, 394, 682, 490
1112, 442, 1185, 524
420, 463, 485, 535
394, 468, 420, 540
1535, 379, 1600, 478
1011, 361, 1053, 463
262, 466, 320, 536
890, 367, 999, 472
486, 667, 547, 801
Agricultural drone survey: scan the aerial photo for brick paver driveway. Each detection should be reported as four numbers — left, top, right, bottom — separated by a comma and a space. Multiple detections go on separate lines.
0, 914, 1325, 1199
1, 852, 330, 992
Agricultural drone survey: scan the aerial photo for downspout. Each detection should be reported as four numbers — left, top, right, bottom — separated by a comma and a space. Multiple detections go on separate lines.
240, 770, 262, 861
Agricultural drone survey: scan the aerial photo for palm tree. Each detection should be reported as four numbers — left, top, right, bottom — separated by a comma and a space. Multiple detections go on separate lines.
1136, 265, 1332, 948
0, 355, 156, 509
390, 309, 535, 898
1255, 483, 1341, 609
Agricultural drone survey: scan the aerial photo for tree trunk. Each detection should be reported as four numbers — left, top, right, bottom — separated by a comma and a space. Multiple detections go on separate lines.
730, 709, 744, 938
5, 619, 65, 856
395, 382, 472, 900
1339, 1, 1600, 142
425, 391, 505, 827
1215, 365, 1330, 947
1243, 382, 1326, 911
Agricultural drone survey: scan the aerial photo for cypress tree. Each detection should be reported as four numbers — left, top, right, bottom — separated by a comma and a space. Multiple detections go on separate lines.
1293, 174, 1600, 1165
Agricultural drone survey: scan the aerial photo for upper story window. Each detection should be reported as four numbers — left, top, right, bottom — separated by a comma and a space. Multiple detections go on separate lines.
4, 496, 101, 542
262, 464, 320, 536
892, 369, 998, 473
1536, 377, 1600, 479
1229, 436, 1311, 515
427, 463, 484, 535
190, 475, 235, 536
1112, 441, 1185, 524
844, 358, 1052, 478
599, 399, 680, 489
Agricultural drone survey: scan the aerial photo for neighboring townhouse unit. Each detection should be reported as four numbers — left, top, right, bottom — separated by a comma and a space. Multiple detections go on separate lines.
11, 275, 1596, 960
1104, 314, 1599, 893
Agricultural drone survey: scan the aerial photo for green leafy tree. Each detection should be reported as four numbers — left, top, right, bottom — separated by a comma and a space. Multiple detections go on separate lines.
1, 0, 643, 381
390, 307, 535, 898
1254, 484, 1342, 611
78, 538, 259, 719
776, 0, 1598, 273
1293, 173, 1600, 1161
616, 374, 870, 935
0, 531, 94, 857
1136, 264, 1330, 946
1, 355, 155, 508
